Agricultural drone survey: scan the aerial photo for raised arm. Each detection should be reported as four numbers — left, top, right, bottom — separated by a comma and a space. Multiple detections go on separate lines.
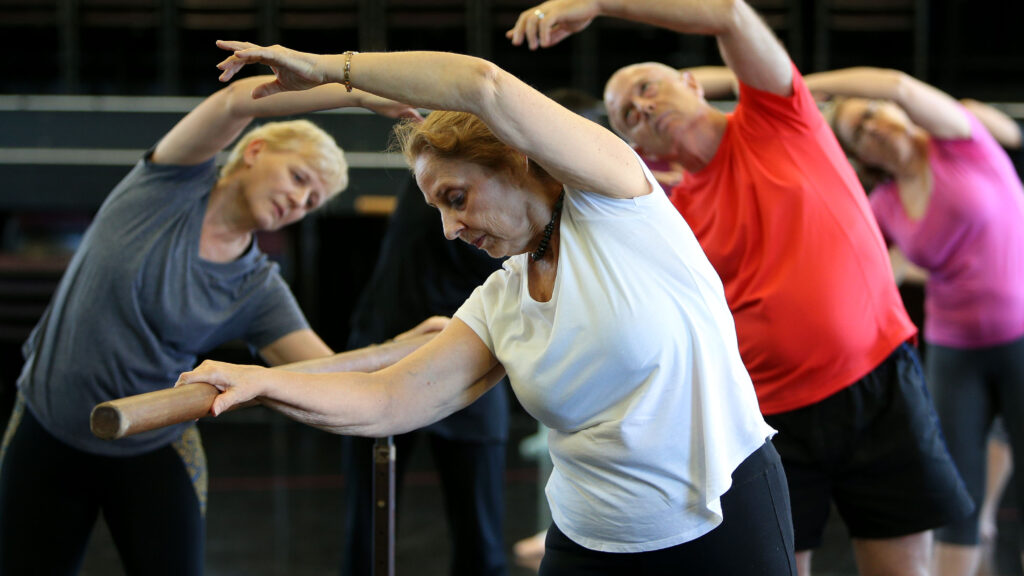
152, 74, 421, 167
216, 41, 649, 199
507, 0, 792, 96
961, 99, 1022, 149
805, 67, 971, 140
177, 319, 503, 437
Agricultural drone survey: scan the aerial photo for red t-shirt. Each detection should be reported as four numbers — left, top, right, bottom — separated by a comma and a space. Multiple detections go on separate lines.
670, 64, 916, 415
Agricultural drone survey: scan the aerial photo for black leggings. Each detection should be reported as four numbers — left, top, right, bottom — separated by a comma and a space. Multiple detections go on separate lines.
539, 441, 796, 576
0, 401, 205, 576
928, 335, 1024, 546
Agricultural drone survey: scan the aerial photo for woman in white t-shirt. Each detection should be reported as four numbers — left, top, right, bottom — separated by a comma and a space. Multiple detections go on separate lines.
178, 40, 796, 575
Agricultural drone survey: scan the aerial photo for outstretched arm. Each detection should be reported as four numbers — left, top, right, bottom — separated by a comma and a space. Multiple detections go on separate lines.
506, 0, 792, 96
961, 99, 1022, 149
178, 318, 504, 437
259, 329, 334, 367
152, 74, 422, 167
216, 41, 650, 199
684, 66, 738, 99
805, 67, 971, 140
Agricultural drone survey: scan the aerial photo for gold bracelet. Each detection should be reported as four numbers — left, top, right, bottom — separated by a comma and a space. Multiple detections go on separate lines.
343, 51, 358, 92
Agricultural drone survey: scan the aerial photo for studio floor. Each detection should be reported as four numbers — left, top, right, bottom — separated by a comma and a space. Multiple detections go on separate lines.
60, 400, 1023, 576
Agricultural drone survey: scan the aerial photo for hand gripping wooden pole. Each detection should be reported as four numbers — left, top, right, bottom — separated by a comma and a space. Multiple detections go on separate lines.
90, 333, 435, 441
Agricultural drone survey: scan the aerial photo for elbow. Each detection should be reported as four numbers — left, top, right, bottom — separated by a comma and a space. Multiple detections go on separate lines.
717, 0, 748, 36
215, 78, 259, 118
888, 69, 916, 103
470, 59, 509, 115
1007, 125, 1023, 150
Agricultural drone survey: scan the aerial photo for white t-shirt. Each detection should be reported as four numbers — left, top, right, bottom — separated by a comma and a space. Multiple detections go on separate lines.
455, 159, 774, 553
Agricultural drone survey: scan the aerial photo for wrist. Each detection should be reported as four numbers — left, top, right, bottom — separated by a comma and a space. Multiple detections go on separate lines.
342, 51, 358, 93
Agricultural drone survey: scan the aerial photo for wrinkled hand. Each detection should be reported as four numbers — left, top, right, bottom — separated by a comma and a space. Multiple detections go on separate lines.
216, 39, 326, 98
393, 315, 451, 341
506, 0, 599, 50
360, 93, 425, 121
176, 359, 269, 416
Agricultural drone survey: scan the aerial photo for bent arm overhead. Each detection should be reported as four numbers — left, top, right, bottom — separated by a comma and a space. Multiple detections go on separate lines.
216, 42, 650, 199
805, 67, 971, 140
508, 0, 792, 96
152, 75, 419, 167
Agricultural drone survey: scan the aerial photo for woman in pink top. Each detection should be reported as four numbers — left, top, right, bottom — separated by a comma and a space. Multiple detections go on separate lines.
809, 67, 1024, 576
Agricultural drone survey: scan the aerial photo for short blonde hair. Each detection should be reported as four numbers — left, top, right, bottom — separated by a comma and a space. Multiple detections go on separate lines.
392, 111, 533, 178
221, 119, 349, 197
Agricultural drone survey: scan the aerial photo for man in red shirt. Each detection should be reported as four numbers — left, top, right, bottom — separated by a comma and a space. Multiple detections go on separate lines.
509, 0, 972, 574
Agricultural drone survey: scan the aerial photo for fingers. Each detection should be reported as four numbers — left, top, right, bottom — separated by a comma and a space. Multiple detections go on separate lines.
211, 389, 241, 417
215, 40, 281, 84
509, 6, 544, 49
216, 39, 254, 52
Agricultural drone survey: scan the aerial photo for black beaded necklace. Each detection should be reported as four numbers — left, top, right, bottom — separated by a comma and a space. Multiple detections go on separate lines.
530, 191, 564, 262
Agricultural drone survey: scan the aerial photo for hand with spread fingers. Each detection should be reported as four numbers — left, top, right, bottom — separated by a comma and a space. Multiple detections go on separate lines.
506, 0, 599, 50
216, 39, 327, 98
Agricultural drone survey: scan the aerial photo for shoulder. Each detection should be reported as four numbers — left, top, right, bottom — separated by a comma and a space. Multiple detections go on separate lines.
735, 63, 821, 130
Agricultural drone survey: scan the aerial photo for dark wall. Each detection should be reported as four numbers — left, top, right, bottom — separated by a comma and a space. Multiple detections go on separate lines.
1, 0, 1022, 100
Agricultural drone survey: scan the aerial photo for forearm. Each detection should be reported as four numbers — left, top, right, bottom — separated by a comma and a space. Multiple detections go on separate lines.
603, 0, 789, 95
259, 362, 506, 437
275, 333, 435, 375
249, 369, 389, 435
222, 74, 387, 119
804, 67, 906, 102
961, 99, 1022, 149
319, 51, 497, 116
685, 66, 738, 99
598, 0, 739, 35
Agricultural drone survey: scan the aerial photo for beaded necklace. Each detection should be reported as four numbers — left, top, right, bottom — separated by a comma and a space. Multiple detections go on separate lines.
530, 191, 564, 262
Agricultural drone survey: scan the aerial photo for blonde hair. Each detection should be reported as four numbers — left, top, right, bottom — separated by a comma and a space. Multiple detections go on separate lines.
392, 111, 544, 180
221, 119, 349, 197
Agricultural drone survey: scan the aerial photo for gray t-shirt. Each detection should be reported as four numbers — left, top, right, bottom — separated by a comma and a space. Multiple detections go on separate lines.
18, 153, 309, 457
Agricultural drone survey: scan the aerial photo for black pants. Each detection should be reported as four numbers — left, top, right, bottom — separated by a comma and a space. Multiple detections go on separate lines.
341, 433, 507, 576
0, 403, 204, 576
928, 335, 1024, 546
538, 441, 796, 576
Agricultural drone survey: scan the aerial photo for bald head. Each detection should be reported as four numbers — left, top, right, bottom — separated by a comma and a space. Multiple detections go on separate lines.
603, 62, 706, 162
604, 62, 682, 137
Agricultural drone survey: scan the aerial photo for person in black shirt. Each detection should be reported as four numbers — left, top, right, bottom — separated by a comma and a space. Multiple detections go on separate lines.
341, 176, 510, 576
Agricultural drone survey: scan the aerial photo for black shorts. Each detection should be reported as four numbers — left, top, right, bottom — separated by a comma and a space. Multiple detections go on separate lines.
764, 343, 974, 551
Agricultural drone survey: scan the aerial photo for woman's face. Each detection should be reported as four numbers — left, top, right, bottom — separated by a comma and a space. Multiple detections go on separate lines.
414, 152, 537, 259
241, 141, 329, 231
834, 98, 920, 172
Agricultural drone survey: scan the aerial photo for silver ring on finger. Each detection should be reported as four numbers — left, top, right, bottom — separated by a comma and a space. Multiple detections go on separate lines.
534, 9, 545, 19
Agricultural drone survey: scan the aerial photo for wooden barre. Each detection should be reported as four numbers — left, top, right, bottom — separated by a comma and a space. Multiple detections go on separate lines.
90, 333, 435, 441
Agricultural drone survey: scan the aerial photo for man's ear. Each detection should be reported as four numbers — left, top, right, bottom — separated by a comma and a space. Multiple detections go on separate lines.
681, 71, 704, 100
